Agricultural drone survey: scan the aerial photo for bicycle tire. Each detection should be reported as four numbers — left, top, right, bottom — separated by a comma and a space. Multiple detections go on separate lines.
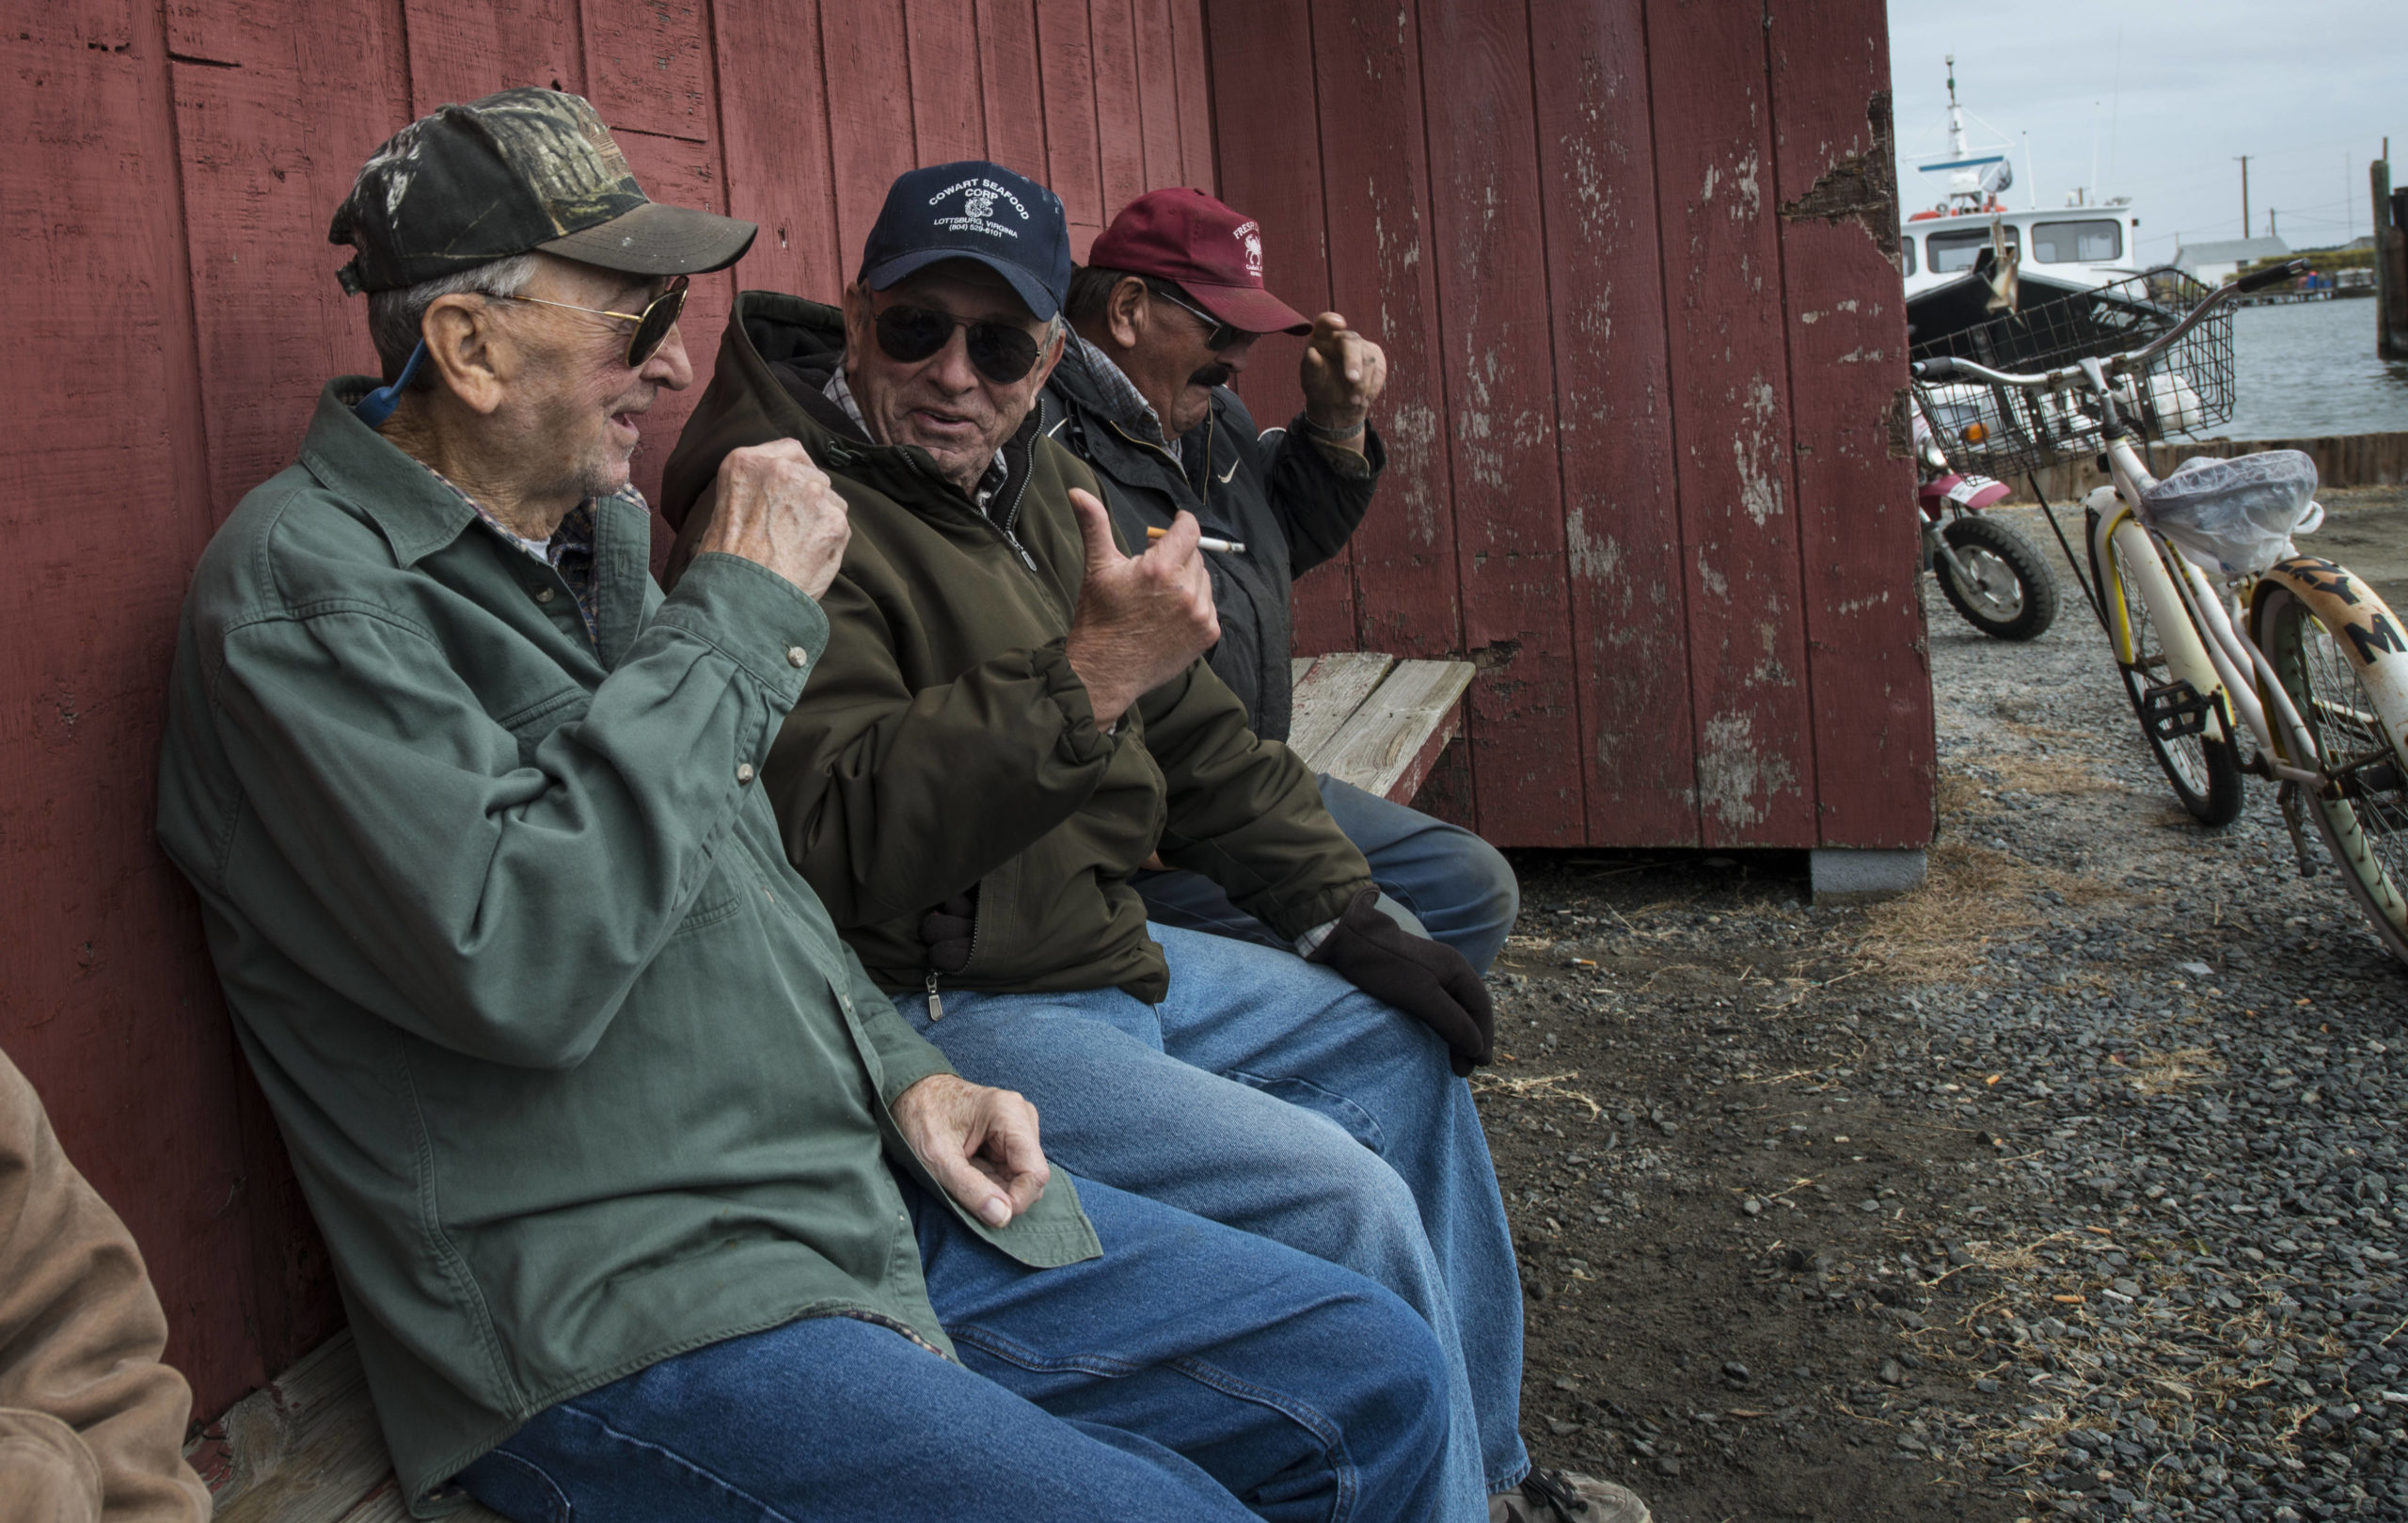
1934, 515, 2060, 641
2252, 580, 2408, 966
2088, 518, 2245, 825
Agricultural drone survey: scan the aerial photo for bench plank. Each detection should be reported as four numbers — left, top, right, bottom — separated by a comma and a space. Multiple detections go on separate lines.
1285, 653, 1396, 770
1311, 660, 1478, 802
202, 1328, 506, 1523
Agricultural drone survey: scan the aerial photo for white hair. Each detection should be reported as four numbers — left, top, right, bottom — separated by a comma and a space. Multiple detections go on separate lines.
364, 253, 541, 384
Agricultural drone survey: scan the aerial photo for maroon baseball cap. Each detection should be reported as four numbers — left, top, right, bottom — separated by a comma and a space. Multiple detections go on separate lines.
1087, 188, 1313, 337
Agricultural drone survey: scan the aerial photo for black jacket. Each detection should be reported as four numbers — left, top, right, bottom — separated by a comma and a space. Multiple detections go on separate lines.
1039, 343, 1383, 743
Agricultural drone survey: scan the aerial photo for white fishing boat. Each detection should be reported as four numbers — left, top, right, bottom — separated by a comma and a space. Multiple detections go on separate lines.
1900, 56, 2144, 300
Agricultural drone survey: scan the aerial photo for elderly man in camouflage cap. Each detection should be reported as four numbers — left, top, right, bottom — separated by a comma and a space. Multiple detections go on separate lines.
154, 87, 1456, 1523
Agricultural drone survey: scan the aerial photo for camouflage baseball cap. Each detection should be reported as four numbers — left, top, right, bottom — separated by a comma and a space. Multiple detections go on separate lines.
329, 87, 755, 295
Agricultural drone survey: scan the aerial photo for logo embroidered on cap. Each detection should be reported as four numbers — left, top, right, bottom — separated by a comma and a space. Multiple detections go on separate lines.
928, 176, 1030, 242
1232, 219, 1264, 280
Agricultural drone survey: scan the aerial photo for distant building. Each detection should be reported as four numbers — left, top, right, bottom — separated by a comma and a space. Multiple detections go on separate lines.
2173, 236, 2292, 284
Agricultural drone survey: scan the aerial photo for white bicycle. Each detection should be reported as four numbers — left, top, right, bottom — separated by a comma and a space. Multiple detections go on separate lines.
1911, 262, 2408, 966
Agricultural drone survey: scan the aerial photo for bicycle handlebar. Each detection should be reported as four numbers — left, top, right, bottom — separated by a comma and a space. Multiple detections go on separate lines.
2232, 258, 2310, 294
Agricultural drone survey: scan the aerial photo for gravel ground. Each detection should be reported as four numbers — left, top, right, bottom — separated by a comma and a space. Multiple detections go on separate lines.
1481, 493, 2408, 1522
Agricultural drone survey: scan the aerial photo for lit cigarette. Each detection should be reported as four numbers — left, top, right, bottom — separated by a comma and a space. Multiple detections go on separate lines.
1147, 526, 1247, 554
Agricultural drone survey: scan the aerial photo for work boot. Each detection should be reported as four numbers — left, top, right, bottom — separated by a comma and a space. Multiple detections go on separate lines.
1491, 1467, 1653, 1523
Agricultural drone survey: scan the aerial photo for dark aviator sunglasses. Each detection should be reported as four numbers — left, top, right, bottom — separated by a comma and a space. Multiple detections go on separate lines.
873, 303, 1050, 385
496, 274, 691, 369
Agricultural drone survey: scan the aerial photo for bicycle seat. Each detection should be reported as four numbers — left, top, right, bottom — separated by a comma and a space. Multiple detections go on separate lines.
2140, 450, 2321, 576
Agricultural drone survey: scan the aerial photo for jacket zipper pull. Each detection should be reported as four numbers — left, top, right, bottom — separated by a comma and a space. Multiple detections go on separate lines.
924, 972, 944, 1022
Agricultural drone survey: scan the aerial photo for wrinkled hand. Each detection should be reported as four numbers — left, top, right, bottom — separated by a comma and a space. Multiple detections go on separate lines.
1308, 886, 1494, 1075
696, 438, 852, 600
891, 1073, 1050, 1229
1298, 313, 1387, 433
1062, 488, 1218, 727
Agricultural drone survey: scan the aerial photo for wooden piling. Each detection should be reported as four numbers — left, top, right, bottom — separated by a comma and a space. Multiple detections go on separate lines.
2377, 157, 2408, 359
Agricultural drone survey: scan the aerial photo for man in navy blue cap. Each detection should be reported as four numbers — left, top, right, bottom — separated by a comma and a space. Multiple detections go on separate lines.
666, 162, 1647, 1523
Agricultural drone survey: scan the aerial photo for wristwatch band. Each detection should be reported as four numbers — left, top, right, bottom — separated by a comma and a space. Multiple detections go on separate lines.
1297, 413, 1368, 442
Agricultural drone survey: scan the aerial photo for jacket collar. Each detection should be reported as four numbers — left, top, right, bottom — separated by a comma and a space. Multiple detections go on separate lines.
297, 381, 482, 567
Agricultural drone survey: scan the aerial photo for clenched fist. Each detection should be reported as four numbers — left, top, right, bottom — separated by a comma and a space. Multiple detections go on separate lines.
696, 438, 852, 600
1062, 489, 1219, 727
1298, 312, 1387, 438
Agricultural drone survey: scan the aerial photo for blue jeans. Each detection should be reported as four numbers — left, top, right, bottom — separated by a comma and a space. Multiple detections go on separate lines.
456, 1175, 1450, 1522
898, 926, 1529, 1512
1135, 776, 1521, 973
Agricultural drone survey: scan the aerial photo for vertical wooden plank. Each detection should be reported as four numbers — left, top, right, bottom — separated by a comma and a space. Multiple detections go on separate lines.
24, 0, 363, 1420
403, 0, 583, 111
711, 0, 846, 307
1034, 0, 1103, 245
580, 0, 711, 141
1766, 0, 1932, 848
1307, 1, 1461, 676
819, 0, 920, 278
1086, 0, 1145, 220
1642, 0, 1817, 849
974, 0, 1050, 182
1131, 0, 1182, 192
906, 0, 989, 166
169, 0, 410, 518
1529, 0, 1698, 846
1167, 0, 1214, 192
1415, 0, 1586, 846
1207, 1, 1350, 658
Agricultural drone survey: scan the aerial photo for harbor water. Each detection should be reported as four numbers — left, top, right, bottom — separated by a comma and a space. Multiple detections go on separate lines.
2224, 297, 2408, 440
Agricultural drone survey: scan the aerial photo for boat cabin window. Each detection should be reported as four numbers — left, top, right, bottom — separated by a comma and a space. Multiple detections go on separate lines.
1902, 237, 1916, 277
2031, 218, 2123, 264
1926, 224, 2017, 274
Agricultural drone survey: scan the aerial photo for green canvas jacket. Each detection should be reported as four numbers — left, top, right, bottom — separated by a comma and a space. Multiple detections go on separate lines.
154, 383, 1098, 1516
657, 293, 1373, 1004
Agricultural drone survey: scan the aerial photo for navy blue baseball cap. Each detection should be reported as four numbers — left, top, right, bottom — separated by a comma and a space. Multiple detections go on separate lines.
858, 161, 1071, 322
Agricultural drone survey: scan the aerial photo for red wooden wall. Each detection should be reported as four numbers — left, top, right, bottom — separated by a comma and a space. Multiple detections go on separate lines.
3, 0, 1211, 1431
1209, 0, 1931, 851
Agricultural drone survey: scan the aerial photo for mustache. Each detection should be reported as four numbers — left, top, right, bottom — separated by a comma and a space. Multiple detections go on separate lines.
1187, 362, 1232, 389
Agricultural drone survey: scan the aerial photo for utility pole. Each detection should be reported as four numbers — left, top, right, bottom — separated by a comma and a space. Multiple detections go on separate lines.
2234, 155, 2252, 238
2271, 208, 2278, 240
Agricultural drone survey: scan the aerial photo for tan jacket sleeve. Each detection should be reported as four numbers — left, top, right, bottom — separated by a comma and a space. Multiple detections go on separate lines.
0, 1051, 211, 1523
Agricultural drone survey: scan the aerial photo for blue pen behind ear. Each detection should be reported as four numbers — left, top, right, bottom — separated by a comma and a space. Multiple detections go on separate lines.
354, 340, 427, 428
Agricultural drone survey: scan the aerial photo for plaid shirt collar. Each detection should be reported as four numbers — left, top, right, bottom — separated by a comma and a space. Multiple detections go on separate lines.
420, 465, 610, 643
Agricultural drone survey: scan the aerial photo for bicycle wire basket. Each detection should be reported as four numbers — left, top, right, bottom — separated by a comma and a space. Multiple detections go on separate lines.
1908, 267, 2236, 481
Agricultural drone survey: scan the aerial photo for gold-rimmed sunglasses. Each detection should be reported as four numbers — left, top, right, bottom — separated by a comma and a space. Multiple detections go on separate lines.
494, 274, 690, 368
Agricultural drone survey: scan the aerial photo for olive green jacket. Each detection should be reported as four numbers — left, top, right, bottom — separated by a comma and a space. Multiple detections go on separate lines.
659, 293, 1371, 1002
154, 383, 1098, 1516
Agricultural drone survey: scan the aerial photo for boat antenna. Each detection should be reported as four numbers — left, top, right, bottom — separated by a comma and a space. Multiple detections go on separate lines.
1945, 54, 1967, 160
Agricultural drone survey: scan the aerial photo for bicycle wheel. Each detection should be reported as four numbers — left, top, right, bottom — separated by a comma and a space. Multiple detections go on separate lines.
2087, 517, 2244, 825
2254, 581, 2408, 964
1933, 516, 2060, 641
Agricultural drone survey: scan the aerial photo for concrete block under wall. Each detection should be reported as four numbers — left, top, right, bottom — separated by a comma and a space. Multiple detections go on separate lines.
1810, 847, 1926, 904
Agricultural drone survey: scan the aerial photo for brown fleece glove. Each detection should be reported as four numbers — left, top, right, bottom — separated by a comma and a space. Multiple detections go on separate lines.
920, 893, 976, 975
1307, 887, 1495, 1076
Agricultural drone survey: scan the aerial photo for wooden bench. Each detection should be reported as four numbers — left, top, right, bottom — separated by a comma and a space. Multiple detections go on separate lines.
1288, 653, 1477, 803
191, 654, 1474, 1520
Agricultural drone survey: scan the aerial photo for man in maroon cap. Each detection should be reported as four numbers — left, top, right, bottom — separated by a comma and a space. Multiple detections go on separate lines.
1042, 192, 1520, 977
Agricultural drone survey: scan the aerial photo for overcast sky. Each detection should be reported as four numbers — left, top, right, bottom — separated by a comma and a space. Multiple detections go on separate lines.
1887, 1, 2407, 257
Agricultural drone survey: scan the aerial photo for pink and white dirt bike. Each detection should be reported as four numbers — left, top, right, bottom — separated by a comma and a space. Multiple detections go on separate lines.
1914, 406, 2060, 641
